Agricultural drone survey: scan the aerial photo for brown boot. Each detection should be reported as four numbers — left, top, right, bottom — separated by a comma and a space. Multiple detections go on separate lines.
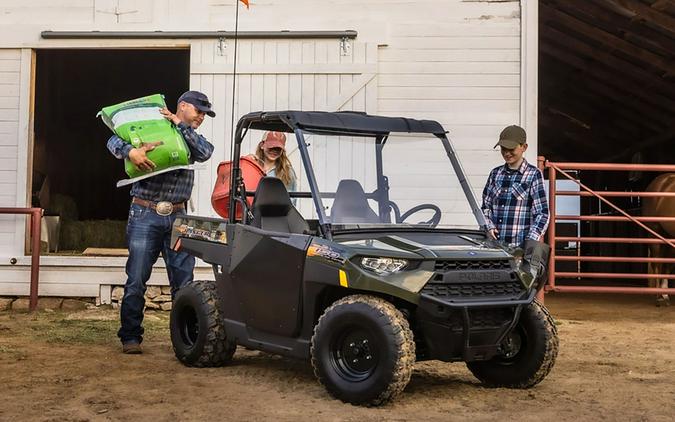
122, 342, 142, 354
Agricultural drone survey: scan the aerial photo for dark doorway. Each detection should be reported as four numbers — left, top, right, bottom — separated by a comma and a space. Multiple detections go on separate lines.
32, 48, 190, 253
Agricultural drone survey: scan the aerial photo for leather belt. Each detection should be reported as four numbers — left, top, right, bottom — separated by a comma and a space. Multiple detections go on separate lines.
132, 197, 185, 216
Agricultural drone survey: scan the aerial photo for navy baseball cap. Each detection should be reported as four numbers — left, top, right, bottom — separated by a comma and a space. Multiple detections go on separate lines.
178, 91, 216, 117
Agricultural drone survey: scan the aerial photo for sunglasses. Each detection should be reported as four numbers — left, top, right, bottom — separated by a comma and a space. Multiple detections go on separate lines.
183, 98, 211, 109
266, 147, 283, 154
196, 98, 212, 108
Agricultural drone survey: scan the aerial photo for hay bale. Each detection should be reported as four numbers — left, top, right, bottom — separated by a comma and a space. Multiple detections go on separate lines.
48, 193, 78, 221
60, 220, 127, 252
60, 221, 85, 251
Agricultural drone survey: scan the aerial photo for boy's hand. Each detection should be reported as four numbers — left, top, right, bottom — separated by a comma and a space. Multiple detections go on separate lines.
488, 228, 499, 240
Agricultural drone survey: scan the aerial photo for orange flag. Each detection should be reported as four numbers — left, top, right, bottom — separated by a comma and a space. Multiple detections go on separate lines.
239, 0, 249, 8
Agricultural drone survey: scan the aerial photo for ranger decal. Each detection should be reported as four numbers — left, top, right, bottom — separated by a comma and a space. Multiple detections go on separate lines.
307, 243, 347, 265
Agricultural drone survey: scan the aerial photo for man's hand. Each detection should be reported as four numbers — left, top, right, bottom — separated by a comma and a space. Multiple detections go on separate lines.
160, 107, 181, 125
128, 141, 162, 172
488, 228, 499, 240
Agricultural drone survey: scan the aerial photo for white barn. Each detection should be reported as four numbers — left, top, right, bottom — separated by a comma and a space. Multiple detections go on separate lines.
0, 0, 538, 302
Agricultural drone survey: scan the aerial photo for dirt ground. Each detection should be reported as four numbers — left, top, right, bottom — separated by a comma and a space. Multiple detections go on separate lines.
0, 293, 674, 422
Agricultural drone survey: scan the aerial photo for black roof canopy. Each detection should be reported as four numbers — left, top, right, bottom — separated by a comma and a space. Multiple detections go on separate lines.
236, 111, 447, 140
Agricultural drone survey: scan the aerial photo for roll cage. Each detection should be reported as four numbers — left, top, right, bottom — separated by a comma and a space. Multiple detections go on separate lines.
228, 111, 488, 239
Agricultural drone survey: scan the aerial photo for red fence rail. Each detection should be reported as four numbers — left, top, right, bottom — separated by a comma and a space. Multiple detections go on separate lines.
539, 159, 675, 296
0, 207, 43, 311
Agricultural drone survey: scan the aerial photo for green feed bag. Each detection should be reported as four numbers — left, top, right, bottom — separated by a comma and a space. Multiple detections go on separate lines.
98, 94, 190, 179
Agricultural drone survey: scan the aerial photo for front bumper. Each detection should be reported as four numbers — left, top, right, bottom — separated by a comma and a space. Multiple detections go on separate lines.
413, 257, 537, 362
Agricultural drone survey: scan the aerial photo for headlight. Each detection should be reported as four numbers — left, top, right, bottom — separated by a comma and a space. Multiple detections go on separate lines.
360, 257, 408, 275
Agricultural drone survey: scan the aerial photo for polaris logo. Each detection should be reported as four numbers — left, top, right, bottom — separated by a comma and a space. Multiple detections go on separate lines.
457, 272, 501, 282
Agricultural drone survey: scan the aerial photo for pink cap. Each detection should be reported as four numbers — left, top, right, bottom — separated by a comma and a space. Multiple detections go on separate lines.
262, 131, 286, 149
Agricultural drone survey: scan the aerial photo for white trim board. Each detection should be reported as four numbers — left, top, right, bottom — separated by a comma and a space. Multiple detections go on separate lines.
520, 0, 539, 162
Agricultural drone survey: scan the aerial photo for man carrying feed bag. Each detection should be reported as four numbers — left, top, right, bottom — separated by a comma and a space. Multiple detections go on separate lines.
100, 91, 215, 354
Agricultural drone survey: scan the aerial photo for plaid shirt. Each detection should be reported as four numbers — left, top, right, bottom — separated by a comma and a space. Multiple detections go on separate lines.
481, 159, 550, 247
107, 122, 214, 203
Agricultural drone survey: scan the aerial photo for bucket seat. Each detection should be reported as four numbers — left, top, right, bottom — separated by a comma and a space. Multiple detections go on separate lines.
251, 177, 309, 234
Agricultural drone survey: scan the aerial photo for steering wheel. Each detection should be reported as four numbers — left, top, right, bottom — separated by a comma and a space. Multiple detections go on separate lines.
399, 204, 442, 227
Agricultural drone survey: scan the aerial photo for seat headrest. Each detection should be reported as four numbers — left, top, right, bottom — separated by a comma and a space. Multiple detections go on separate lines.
252, 177, 292, 217
331, 179, 381, 223
334, 180, 369, 213
336, 179, 366, 196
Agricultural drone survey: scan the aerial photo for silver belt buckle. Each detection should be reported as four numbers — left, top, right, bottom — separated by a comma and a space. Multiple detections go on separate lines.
155, 201, 173, 216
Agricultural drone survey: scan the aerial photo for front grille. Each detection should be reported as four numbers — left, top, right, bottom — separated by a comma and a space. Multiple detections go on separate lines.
434, 259, 511, 272
445, 308, 513, 329
422, 280, 523, 299
425, 259, 523, 301
471, 308, 512, 326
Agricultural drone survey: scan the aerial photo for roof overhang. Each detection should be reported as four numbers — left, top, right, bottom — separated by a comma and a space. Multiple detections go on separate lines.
41, 30, 357, 40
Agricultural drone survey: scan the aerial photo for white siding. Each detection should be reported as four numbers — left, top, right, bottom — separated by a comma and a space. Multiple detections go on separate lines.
379, 19, 522, 206
0, 1, 95, 24
188, 38, 377, 218
0, 49, 25, 257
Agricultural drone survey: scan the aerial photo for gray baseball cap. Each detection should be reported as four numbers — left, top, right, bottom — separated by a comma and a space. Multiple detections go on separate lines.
494, 125, 526, 149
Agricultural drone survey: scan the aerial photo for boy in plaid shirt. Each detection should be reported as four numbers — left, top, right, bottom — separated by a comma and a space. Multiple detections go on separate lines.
481, 125, 550, 248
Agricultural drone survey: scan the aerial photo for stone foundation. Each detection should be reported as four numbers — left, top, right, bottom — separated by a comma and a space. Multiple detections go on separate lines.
0, 287, 172, 312
111, 285, 173, 311
0, 297, 94, 311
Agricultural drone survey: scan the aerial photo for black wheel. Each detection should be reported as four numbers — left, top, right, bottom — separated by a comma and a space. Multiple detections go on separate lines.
170, 280, 236, 367
466, 300, 558, 388
311, 295, 415, 406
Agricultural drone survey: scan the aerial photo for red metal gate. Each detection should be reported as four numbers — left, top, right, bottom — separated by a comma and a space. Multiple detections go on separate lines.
0, 207, 43, 311
539, 159, 675, 295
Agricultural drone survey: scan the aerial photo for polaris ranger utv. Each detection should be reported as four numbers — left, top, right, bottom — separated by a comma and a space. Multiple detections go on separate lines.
169, 111, 558, 406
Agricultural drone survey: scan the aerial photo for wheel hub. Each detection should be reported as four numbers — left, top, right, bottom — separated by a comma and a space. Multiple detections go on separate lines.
347, 339, 373, 364
179, 306, 199, 347
331, 328, 378, 381
500, 330, 523, 359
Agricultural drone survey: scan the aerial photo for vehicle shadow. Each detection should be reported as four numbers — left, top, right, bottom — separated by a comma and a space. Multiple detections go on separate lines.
405, 366, 479, 396
229, 348, 480, 397
227, 348, 316, 380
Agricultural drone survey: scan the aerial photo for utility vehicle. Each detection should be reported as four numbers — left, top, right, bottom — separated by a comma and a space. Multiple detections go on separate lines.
169, 111, 557, 406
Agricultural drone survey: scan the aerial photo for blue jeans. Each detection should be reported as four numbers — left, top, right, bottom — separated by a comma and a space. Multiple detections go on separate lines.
117, 203, 194, 344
